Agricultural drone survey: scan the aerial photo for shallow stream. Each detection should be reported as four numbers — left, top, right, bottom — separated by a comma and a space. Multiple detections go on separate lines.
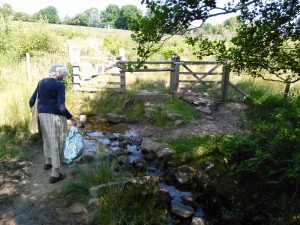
77, 116, 205, 222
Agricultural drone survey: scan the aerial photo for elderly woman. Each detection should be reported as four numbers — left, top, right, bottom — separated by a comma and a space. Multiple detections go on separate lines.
29, 64, 77, 184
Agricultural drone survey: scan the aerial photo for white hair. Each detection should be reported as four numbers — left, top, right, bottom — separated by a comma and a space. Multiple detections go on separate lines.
49, 64, 69, 78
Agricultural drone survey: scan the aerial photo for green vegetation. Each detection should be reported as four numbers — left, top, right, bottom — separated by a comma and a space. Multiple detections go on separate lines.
61, 157, 119, 203
61, 157, 168, 224
132, 0, 300, 97
167, 88, 300, 224
0, 14, 299, 224
97, 184, 168, 225
0, 125, 26, 160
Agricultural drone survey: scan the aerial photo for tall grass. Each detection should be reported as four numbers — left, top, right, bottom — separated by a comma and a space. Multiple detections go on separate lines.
97, 184, 169, 225
61, 157, 120, 203
0, 82, 33, 127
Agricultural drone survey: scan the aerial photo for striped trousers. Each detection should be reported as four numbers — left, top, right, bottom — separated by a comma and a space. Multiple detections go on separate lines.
38, 113, 68, 168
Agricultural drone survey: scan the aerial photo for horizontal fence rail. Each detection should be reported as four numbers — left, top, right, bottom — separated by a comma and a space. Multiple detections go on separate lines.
68, 46, 247, 102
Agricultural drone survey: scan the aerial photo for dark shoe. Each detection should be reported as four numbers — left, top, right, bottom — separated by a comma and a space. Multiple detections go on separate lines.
44, 164, 52, 170
49, 173, 66, 184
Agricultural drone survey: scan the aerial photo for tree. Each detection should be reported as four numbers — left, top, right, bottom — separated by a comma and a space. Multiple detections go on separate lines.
85, 7, 101, 27
131, 0, 300, 95
115, 5, 141, 30
223, 17, 239, 32
13, 12, 31, 22
0, 3, 13, 21
100, 4, 120, 28
0, 3, 13, 52
66, 13, 89, 26
38, 6, 60, 24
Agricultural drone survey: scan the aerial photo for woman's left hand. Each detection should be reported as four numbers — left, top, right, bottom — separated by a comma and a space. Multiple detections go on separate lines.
71, 117, 77, 127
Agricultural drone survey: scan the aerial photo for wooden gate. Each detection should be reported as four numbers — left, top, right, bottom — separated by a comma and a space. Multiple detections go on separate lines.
68, 45, 126, 92
69, 47, 247, 102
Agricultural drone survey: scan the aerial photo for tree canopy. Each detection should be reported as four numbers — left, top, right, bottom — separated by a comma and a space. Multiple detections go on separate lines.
100, 4, 120, 28
0, 3, 13, 21
115, 5, 142, 30
38, 6, 60, 24
85, 7, 101, 27
131, 0, 300, 93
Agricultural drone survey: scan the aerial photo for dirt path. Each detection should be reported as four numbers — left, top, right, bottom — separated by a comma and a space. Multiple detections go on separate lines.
129, 102, 248, 139
0, 141, 78, 225
0, 102, 247, 225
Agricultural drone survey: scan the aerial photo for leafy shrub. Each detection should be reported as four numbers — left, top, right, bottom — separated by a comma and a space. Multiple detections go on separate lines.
103, 36, 123, 56
17, 30, 61, 57
221, 96, 300, 223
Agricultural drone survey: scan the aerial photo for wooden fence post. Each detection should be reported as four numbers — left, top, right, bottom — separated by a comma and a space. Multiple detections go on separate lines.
119, 49, 125, 61
73, 66, 81, 91
170, 54, 180, 97
120, 70, 126, 91
68, 44, 80, 66
221, 60, 231, 103
26, 53, 32, 82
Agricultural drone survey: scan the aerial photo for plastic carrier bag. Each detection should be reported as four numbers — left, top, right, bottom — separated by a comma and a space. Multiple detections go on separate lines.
64, 126, 84, 163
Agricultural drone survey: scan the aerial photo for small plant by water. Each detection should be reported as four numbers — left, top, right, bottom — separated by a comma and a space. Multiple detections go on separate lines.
61, 157, 120, 203
97, 184, 169, 225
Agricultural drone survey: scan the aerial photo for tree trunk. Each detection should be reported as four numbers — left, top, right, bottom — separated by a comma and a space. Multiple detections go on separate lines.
283, 83, 290, 98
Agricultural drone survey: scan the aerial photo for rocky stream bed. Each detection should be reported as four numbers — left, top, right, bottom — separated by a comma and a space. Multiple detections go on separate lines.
0, 93, 248, 225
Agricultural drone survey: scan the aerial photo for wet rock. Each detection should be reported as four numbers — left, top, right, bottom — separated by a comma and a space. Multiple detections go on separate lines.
166, 161, 178, 168
171, 202, 194, 218
174, 120, 185, 126
141, 138, 168, 153
118, 134, 133, 142
196, 106, 212, 115
117, 155, 129, 164
118, 140, 128, 149
88, 198, 100, 209
175, 165, 197, 185
107, 133, 118, 141
130, 175, 160, 194
114, 149, 128, 156
175, 172, 190, 185
133, 158, 147, 171
206, 115, 214, 120
156, 148, 176, 159
69, 202, 87, 214
181, 196, 198, 208
107, 113, 125, 124
191, 217, 206, 225
167, 113, 183, 121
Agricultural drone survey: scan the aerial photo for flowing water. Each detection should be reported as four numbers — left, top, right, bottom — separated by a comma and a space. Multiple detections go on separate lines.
79, 116, 205, 222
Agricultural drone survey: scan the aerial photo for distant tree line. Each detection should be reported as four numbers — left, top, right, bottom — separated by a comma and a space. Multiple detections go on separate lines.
0, 2, 238, 33
0, 3, 143, 30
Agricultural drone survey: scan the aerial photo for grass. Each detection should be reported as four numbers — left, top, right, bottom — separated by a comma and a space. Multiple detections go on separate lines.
97, 184, 169, 225
0, 20, 298, 225
61, 156, 169, 224
0, 125, 27, 160
61, 157, 120, 203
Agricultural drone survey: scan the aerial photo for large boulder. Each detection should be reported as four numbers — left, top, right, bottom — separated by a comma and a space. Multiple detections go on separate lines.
107, 113, 125, 124
141, 138, 168, 153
